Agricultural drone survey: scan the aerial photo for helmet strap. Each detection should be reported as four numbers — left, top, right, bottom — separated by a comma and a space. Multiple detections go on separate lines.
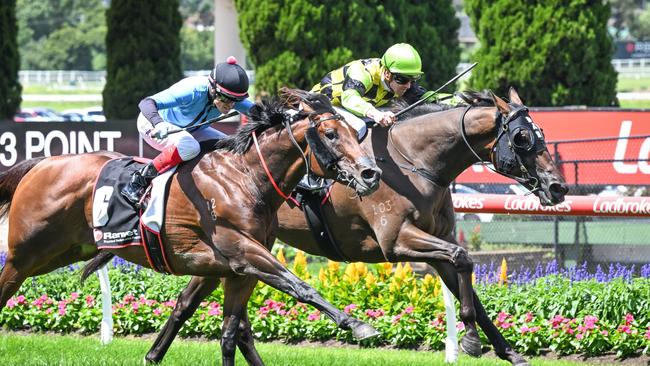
380, 69, 393, 92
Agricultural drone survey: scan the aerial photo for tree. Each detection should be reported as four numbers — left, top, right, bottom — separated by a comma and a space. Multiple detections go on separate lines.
16, 0, 106, 70
465, 0, 618, 106
181, 27, 214, 70
235, 0, 460, 95
0, 0, 22, 119
629, 6, 650, 40
103, 0, 182, 119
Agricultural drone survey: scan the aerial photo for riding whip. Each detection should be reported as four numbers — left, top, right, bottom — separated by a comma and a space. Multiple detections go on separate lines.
157, 110, 240, 138
395, 61, 478, 119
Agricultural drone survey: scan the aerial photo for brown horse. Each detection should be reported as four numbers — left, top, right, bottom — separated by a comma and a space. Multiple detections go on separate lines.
0, 90, 382, 365
108, 88, 567, 366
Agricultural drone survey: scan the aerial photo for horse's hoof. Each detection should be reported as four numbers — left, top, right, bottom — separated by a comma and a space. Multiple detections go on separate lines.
143, 355, 160, 365
351, 322, 380, 340
511, 355, 530, 366
460, 334, 482, 357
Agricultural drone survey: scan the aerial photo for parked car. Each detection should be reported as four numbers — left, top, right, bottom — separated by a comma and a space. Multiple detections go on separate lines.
60, 109, 95, 122
450, 184, 494, 222
82, 106, 106, 122
14, 108, 65, 122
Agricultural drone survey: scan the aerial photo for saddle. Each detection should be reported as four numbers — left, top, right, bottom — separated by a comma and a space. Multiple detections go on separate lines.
290, 175, 349, 262
92, 157, 176, 274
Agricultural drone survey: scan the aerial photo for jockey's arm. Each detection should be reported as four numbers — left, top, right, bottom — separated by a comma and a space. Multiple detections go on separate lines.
141, 78, 198, 126
339, 62, 376, 117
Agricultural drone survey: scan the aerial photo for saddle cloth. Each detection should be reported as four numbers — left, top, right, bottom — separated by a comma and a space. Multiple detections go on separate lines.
92, 157, 176, 273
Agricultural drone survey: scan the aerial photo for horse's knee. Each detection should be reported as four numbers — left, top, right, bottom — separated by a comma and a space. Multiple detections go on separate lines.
460, 303, 477, 323
220, 336, 237, 358
452, 247, 473, 272
228, 259, 250, 276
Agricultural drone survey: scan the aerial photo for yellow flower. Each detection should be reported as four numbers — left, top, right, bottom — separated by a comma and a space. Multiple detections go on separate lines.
344, 262, 360, 283
422, 273, 435, 288
365, 271, 377, 288
403, 262, 413, 276
355, 262, 368, 278
394, 263, 404, 280
276, 248, 287, 266
379, 262, 393, 279
292, 250, 309, 279
472, 272, 476, 285
318, 267, 327, 284
499, 258, 508, 287
327, 260, 340, 274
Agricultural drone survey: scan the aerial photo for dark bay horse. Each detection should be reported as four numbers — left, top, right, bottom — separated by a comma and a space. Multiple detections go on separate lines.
117, 88, 567, 366
0, 90, 382, 365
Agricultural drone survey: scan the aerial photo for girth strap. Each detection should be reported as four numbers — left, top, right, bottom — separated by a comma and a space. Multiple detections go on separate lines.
297, 188, 349, 262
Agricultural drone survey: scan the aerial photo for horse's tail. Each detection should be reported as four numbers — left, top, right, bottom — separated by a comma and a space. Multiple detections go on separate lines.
81, 251, 115, 284
0, 157, 46, 219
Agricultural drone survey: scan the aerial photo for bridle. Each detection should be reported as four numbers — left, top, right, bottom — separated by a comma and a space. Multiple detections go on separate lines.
252, 109, 358, 202
459, 104, 546, 193
385, 102, 546, 192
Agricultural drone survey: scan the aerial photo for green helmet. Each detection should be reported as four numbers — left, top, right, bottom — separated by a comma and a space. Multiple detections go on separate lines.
381, 43, 423, 76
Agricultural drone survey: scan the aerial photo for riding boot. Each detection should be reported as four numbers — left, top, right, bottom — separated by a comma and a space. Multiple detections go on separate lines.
121, 162, 160, 206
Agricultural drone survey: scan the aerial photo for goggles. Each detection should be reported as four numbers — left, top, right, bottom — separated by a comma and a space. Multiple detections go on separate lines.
392, 73, 421, 85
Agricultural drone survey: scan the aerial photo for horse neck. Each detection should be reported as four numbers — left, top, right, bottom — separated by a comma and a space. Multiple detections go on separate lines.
241, 124, 308, 210
393, 106, 497, 186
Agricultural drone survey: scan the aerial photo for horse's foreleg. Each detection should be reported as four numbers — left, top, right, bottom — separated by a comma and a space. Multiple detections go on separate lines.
236, 312, 265, 366
145, 276, 219, 363
221, 275, 259, 366
236, 241, 379, 340
432, 262, 530, 366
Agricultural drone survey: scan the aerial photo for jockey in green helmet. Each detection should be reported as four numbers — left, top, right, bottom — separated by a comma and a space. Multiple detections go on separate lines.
311, 43, 429, 140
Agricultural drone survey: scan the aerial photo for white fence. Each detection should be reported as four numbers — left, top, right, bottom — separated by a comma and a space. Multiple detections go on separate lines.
613, 58, 650, 77
19, 70, 255, 87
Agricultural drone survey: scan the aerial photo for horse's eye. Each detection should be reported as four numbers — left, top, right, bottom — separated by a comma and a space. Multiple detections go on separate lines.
324, 129, 338, 140
513, 130, 532, 149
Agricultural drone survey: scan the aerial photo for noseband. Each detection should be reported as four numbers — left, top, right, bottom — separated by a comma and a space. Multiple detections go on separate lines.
460, 104, 546, 192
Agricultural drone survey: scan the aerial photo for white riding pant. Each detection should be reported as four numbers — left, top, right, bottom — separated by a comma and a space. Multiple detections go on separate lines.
333, 107, 368, 140
137, 113, 226, 161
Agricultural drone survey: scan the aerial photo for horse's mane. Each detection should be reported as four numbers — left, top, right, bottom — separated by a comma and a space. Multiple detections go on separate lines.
213, 89, 335, 154
392, 90, 495, 120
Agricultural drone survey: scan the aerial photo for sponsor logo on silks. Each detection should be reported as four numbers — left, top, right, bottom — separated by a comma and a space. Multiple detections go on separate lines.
94, 229, 104, 242
102, 229, 140, 240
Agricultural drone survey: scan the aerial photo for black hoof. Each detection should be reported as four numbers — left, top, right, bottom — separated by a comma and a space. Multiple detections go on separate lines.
511, 355, 530, 366
460, 334, 482, 357
143, 355, 161, 365
351, 322, 381, 340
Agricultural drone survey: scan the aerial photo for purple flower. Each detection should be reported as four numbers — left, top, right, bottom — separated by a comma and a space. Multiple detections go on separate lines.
307, 310, 320, 321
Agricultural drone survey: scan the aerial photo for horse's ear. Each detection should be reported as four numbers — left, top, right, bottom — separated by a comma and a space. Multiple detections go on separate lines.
299, 100, 314, 113
508, 87, 523, 105
490, 91, 510, 114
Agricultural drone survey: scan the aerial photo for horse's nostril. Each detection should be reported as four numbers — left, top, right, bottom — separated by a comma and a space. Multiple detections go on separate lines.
550, 182, 569, 196
361, 169, 380, 183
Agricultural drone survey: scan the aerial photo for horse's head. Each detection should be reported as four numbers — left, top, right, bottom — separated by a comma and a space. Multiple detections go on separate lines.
488, 87, 568, 205
281, 89, 381, 196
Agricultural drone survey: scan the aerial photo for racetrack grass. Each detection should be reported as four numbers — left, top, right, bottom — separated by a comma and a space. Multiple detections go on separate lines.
0, 332, 620, 366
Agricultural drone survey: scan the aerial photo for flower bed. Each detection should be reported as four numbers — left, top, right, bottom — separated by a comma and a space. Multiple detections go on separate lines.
0, 251, 648, 358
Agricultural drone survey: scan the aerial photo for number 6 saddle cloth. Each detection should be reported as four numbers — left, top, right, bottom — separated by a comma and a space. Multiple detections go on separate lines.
91, 157, 176, 274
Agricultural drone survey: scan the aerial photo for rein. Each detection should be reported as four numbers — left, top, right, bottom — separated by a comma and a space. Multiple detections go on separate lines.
252, 112, 344, 206
252, 130, 300, 206
386, 125, 439, 184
